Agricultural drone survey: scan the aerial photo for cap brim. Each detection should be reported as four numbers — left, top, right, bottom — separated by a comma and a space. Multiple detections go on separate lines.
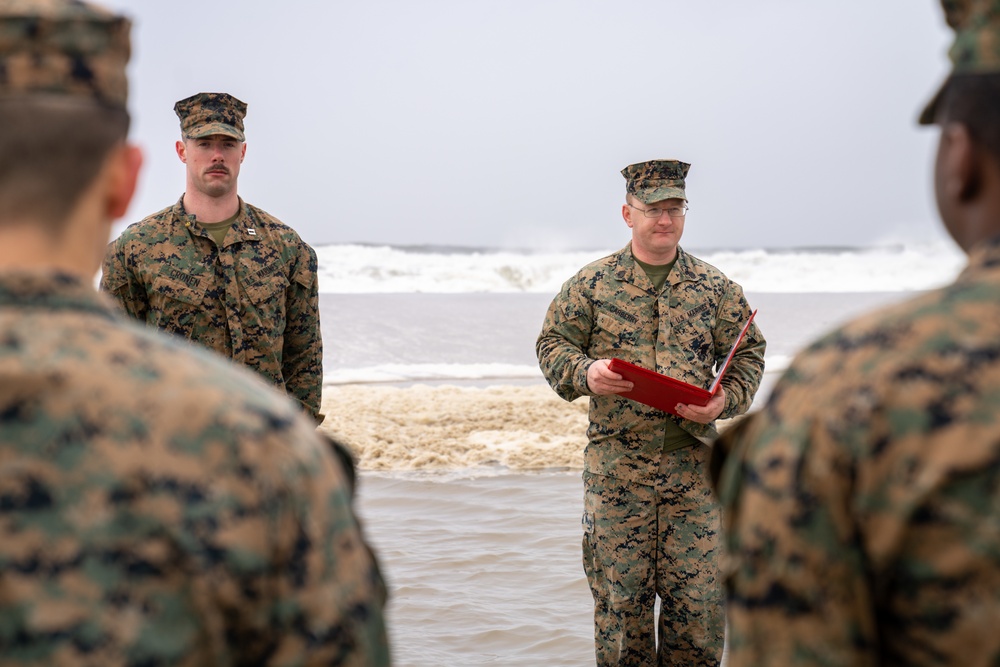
634, 186, 686, 204
918, 78, 949, 126
185, 122, 245, 141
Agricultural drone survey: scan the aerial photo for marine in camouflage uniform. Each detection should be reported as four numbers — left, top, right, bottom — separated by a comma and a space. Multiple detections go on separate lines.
710, 2, 1000, 665
537, 160, 765, 666
0, 2, 389, 664
101, 92, 324, 423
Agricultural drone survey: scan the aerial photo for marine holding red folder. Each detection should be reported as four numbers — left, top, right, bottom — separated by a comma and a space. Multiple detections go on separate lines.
536, 158, 766, 666
609, 309, 759, 417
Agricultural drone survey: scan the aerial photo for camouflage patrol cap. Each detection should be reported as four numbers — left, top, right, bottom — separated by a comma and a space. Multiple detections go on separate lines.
0, 0, 131, 108
174, 92, 247, 141
920, 0, 1000, 124
621, 159, 691, 203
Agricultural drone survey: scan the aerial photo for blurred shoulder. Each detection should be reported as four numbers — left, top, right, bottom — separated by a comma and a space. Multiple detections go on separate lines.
113, 202, 184, 248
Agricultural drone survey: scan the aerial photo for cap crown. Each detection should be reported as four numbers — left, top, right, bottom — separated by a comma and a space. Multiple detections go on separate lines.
944, 0, 1000, 73
0, 0, 130, 108
621, 159, 691, 204
174, 92, 247, 141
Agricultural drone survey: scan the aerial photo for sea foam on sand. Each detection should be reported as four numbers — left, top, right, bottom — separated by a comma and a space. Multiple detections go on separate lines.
319, 383, 744, 472
320, 384, 591, 471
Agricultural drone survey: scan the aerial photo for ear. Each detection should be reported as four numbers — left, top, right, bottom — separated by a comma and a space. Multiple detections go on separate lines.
240, 142, 247, 163
938, 122, 981, 203
622, 203, 635, 229
106, 144, 144, 219
175, 139, 187, 163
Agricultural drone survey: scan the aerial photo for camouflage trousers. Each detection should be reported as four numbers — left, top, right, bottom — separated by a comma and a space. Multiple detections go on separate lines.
582, 443, 724, 667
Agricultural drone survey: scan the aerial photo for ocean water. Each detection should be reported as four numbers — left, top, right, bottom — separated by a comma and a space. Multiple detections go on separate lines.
316, 241, 965, 388
315, 240, 964, 295
314, 241, 965, 666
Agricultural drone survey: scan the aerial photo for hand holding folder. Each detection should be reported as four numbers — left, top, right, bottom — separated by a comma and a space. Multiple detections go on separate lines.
608, 310, 758, 417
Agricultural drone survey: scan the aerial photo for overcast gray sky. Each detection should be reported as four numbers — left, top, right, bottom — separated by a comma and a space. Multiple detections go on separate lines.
103, 1, 953, 251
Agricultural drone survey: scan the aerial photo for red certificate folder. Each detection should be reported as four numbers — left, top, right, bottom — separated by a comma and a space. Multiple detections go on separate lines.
607, 310, 757, 416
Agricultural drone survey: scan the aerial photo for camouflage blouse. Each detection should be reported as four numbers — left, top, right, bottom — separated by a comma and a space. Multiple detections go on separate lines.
101, 196, 323, 421
537, 243, 765, 485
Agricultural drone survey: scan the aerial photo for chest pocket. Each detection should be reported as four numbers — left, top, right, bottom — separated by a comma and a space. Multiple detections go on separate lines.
670, 302, 714, 363
241, 269, 289, 308
238, 263, 290, 342
594, 310, 642, 356
149, 272, 207, 337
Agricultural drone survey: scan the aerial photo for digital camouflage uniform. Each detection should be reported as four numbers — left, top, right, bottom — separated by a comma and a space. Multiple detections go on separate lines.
101, 196, 324, 422
0, 3, 388, 664
100, 93, 324, 423
711, 3, 1000, 665
537, 160, 765, 666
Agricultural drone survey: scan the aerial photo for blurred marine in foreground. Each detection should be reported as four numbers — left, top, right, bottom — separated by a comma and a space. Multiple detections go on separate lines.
710, 1, 1000, 664
0, 1, 389, 664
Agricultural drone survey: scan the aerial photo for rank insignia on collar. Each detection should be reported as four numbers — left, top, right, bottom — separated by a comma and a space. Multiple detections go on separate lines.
247, 228, 256, 236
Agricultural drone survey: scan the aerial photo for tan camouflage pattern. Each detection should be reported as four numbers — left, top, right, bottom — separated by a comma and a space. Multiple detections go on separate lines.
174, 91, 247, 141
0, 0, 129, 108
621, 159, 691, 204
100, 196, 324, 422
0, 271, 389, 665
583, 444, 724, 666
536, 243, 766, 486
920, 0, 1000, 122
710, 236, 1000, 666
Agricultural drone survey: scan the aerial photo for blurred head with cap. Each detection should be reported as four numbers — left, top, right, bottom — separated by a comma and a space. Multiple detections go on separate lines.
922, 0, 1000, 252
0, 0, 141, 276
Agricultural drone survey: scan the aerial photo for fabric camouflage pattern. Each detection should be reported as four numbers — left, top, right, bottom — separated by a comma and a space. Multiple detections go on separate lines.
942, 0, 1000, 72
583, 444, 724, 667
710, 236, 1000, 666
0, 272, 389, 666
621, 159, 691, 204
0, 0, 129, 108
536, 243, 766, 486
174, 91, 247, 141
101, 196, 324, 422
920, 0, 1000, 122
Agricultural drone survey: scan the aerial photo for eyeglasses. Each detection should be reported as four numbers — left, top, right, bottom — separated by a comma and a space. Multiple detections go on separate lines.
627, 203, 689, 219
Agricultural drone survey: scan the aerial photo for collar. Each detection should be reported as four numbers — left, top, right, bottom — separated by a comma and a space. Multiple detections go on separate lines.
960, 233, 1000, 276
612, 243, 698, 291
173, 195, 262, 246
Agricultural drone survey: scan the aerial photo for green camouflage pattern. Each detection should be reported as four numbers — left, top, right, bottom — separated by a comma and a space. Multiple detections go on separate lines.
920, 0, 1000, 123
0, 271, 389, 665
711, 236, 1000, 666
621, 159, 691, 204
536, 243, 766, 486
0, 0, 130, 108
174, 91, 247, 141
100, 196, 324, 422
942, 0, 1000, 73
583, 443, 724, 666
